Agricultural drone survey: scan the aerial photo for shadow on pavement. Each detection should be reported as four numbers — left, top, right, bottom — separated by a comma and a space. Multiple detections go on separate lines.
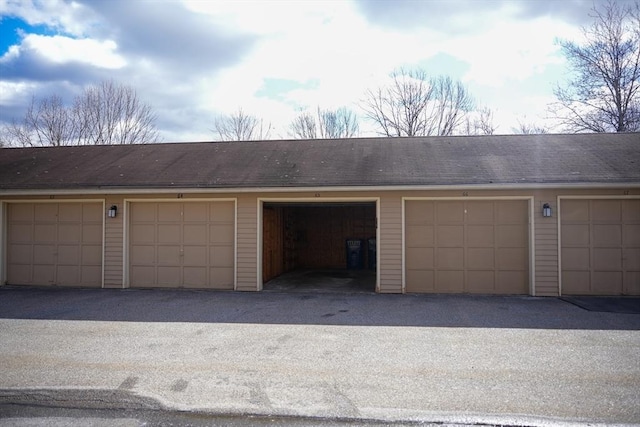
0, 287, 639, 330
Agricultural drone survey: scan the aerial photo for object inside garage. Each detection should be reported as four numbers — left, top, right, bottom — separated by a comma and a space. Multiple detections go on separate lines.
262, 202, 377, 292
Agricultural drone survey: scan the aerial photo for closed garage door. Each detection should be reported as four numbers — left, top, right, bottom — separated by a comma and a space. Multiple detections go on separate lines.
7, 202, 103, 287
129, 201, 234, 289
405, 200, 529, 294
561, 199, 640, 295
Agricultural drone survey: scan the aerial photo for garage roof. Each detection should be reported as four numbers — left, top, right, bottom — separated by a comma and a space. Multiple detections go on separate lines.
0, 133, 638, 190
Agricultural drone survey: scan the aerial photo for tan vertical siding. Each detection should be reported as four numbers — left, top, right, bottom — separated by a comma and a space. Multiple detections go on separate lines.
104, 197, 123, 288
534, 214, 559, 295
379, 194, 403, 293
236, 195, 258, 291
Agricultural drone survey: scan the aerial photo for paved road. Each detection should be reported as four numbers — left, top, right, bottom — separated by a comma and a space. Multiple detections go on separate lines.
0, 288, 639, 426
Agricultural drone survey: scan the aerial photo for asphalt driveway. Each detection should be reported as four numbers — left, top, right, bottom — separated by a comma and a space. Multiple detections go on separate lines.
0, 287, 639, 426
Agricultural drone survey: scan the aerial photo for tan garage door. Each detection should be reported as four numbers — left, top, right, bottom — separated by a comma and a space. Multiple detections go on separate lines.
129, 201, 234, 289
7, 202, 103, 287
405, 200, 529, 294
561, 199, 640, 295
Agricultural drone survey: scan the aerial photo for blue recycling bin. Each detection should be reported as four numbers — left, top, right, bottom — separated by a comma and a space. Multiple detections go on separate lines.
346, 239, 363, 269
367, 238, 376, 270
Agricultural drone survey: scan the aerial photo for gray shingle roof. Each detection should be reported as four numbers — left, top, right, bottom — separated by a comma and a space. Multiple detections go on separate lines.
0, 133, 638, 191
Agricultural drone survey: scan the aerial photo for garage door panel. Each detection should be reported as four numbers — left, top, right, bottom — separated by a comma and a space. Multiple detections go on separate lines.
622, 200, 640, 220
593, 225, 622, 247
184, 224, 207, 244
211, 203, 235, 222
624, 248, 640, 270
131, 245, 155, 264
9, 224, 33, 242
56, 266, 79, 285
497, 225, 527, 247
498, 248, 527, 270
158, 204, 182, 222
83, 224, 103, 243
81, 266, 102, 285
467, 226, 493, 247
211, 246, 234, 267
34, 224, 56, 241
183, 203, 208, 222
405, 270, 434, 292
210, 267, 234, 289
157, 246, 181, 264
405, 201, 434, 224
131, 204, 155, 222
10, 204, 34, 220
58, 204, 82, 222
157, 266, 181, 286
83, 203, 103, 221
437, 248, 464, 269
563, 200, 589, 221
466, 202, 494, 223
624, 225, 640, 246
183, 267, 207, 287
183, 246, 207, 265
498, 201, 528, 223
405, 225, 434, 247
562, 224, 589, 246
58, 245, 80, 264
593, 248, 622, 271
58, 224, 81, 243
158, 224, 181, 243
9, 244, 32, 264
131, 266, 155, 286
497, 271, 528, 294
34, 204, 57, 222
7, 265, 31, 284
562, 247, 589, 270
625, 272, 640, 294
82, 245, 102, 264
593, 272, 623, 294
33, 245, 55, 264
437, 202, 464, 222
562, 271, 590, 294
592, 200, 621, 222
467, 248, 494, 269
406, 247, 433, 269
437, 226, 463, 247
436, 271, 464, 292
32, 265, 55, 284
210, 224, 234, 244
467, 271, 495, 293
131, 225, 155, 244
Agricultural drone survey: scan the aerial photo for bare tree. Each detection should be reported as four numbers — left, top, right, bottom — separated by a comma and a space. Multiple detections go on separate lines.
1, 81, 159, 147
361, 69, 475, 137
463, 106, 497, 135
213, 108, 272, 141
512, 119, 549, 134
289, 107, 359, 139
551, 0, 640, 132
75, 80, 159, 145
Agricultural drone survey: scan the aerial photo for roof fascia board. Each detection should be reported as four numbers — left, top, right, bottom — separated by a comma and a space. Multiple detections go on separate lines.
1, 182, 640, 196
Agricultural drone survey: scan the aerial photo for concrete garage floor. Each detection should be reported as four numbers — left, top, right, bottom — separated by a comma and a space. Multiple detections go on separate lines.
263, 269, 377, 293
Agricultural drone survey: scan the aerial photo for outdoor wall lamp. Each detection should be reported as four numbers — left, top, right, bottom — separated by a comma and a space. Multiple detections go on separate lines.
108, 205, 118, 218
542, 203, 552, 218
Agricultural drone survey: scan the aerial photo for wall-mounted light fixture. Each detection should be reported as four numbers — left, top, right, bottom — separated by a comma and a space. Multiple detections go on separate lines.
542, 203, 552, 218
108, 205, 118, 218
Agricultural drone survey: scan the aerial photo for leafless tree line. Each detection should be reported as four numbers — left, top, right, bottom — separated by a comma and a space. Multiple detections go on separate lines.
1, 80, 159, 147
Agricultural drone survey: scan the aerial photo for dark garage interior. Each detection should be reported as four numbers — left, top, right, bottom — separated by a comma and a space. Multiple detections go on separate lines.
262, 202, 377, 291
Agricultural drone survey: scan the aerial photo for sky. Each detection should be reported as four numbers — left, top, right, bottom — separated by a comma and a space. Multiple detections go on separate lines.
0, 0, 632, 142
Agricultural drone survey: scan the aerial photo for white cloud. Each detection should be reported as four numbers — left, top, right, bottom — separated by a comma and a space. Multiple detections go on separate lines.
1, 33, 126, 69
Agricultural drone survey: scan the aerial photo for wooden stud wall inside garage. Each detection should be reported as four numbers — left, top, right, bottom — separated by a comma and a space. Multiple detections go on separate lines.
262, 203, 376, 282
405, 199, 530, 294
6, 202, 103, 287
128, 201, 235, 289
560, 198, 640, 295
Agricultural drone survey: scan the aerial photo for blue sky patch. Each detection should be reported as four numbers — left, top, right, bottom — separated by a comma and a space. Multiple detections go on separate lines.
0, 16, 59, 55
256, 78, 320, 101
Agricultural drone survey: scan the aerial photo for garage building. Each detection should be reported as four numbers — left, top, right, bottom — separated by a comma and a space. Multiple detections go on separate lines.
1, 133, 638, 296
